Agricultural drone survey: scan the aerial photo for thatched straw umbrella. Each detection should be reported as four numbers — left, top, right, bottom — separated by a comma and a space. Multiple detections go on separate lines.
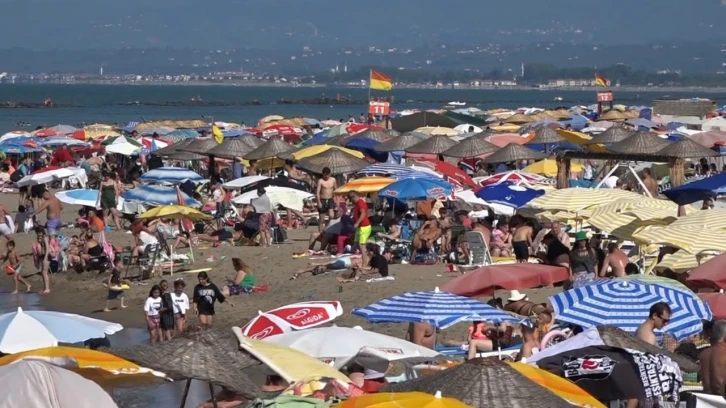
297, 148, 370, 175
481, 143, 546, 164
656, 137, 719, 188
607, 131, 671, 155
152, 138, 195, 157
526, 127, 566, 155
596, 326, 699, 372
382, 358, 573, 408
165, 151, 207, 161
207, 138, 257, 159
583, 125, 632, 145
179, 138, 219, 155
597, 110, 630, 122
374, 132, 427, 152
442, 136, 498, 158
503, 113, 536, 124
405, 135, 459, 155
243, 137, 297, 161
354, 129, 399, 142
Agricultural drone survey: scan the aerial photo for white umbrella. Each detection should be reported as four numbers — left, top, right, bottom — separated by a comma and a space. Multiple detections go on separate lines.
16, 167, 76, 187
223, 175, 271, 189
232, 186, 312, 212
0, 360, 118, 408
105, 139, 141, 156
55, 189, 100, 208
0, 307, 123, 353
264, 326, 441, 368
451, 190, 515, 216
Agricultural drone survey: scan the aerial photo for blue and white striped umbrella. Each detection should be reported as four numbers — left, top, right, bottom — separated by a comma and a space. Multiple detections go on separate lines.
40, 137, 90, 148
550, 280, 712, 340
356, 163, 440, 181
122, 185, 201, 207
55, 189, 100, 207
352, 288, 519, 329
140, 167, 205, 185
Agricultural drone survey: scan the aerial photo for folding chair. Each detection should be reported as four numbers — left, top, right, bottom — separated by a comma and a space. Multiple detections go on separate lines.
464, 230, 493, 267
124, 244, 161, 280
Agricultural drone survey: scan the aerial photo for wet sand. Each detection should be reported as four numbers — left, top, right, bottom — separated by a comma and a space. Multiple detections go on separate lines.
0, 190, 556, 343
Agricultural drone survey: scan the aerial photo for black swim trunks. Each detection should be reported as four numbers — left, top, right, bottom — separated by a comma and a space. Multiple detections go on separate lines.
512, 241, 529, 261
320, 198, 334, 213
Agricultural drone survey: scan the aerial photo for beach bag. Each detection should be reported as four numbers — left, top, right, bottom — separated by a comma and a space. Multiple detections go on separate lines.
273, 226, 287, 243
9, 170, 22, 183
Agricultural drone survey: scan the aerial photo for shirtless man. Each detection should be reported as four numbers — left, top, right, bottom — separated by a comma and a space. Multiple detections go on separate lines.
700, 320, 726, 395
0, 204, 14, 242
635, 302, 671, 346
31, 191, 64, 235
599, 243, 629, 277
641, 168, 658, 197
413, 219, 443, 253
316, 167, 337, 232
511, 217, 533, 263
406, 322, 435, 349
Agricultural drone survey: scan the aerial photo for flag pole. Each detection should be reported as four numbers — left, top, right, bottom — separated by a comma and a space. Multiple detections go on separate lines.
367, 69, 372, 103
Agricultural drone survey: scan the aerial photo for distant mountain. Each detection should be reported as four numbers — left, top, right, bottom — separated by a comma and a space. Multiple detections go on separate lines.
1, 0, 726, 49
1, 42, 726, 75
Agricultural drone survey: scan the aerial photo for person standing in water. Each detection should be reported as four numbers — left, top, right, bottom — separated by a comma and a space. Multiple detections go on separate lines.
192, 272, 229, 327
316, 167, 337, 232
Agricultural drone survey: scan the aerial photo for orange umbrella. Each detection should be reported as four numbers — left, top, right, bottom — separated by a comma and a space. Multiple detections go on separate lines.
507, 362, 605, 408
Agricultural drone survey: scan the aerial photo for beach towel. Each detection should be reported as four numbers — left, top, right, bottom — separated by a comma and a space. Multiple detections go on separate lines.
250, 395, 331, 408
366, 276, 395, 283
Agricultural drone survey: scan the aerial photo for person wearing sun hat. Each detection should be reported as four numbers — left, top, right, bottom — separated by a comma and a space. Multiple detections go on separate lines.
569, 230, 598, 289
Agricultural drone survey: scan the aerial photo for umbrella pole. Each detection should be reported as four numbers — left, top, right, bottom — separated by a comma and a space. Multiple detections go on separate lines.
179, 379, 192, 408
208, 382, 218, 408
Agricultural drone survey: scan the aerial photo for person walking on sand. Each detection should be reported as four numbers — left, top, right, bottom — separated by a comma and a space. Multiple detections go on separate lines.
316, 167, 337, 232
31, 190, 63, 236
99, 172, 122, 231
599, 243, 629, 278
104, 257, 127, 311
348, 191, 371, 268
3, 240, 30, 293
641, 168, 658, 197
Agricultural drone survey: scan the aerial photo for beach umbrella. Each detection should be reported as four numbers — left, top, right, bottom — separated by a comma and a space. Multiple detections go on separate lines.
72, 128, 121, 141
405, 135, 458, 154
264, 326, 440, 369
137, 205, 212, 222
164, 151, 207, 161
0, 144, 42, 154
240, 313, 293, 340
231, 186, 313, 208
697, 293, 726, 320
244, 137, 298, 160
334, 392, 472, 408
296, 149, 369, 175
413, 126, 459, 136
104, 136, 142, 156
687, 252, 726, 290
507, 363, 605, 408
122, 185, 201, 207
480, 143, 546, 164
139, 167, 205, 185
206, 138, 257, 159
632, 225, 726, 253
441, 136, 498, 158
55, 189, 99, 208
527, 187, 640, 212
663, 173, 726, 205
477, 171, 554, 187
549, 280, 712, 340
353, 128, 399, 142
440, 264, 569, 297
178, 138, 218, 155
525, 127, 566, 145
0, 131, 31, 144
357, 163, 440, 180
597, 110, 630, 121
411, 159, 477, 188
607, 131, 671, 155
523, 159, 583, 177
690, 130, 726, 147
382, 358, 577, 408
0, 307, 123, 354
335, 177, 395, 194
138, 126, 175, 136
378, 178, 453, 201
149, 138, 193, 156
503, 113, 537, 124
39, 137, 89, 148
292, 145, 364, 160
250, 301, 343, 332
16, 166, 78, 187
657, 137, 719, 158
352, 287, 519, 329
375, 132, 428, 152
224, 175, 271, 190
48, 124, 78, 135
475, 181, 545, 208
591, 275, 691, 292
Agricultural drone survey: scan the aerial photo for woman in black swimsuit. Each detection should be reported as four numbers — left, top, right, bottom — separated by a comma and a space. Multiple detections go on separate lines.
192, 272, 230, 327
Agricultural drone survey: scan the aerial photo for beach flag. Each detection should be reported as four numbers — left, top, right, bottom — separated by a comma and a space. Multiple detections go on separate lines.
370, 69, 393, 91
212, 123, 224, 144
595, 73, 610, 87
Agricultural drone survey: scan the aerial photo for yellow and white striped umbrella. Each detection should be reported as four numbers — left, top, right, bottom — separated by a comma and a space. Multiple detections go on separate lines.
633, 225, 726, 253
655, 251, 719, 274
527, 188, 641, 213
516, 208, 579, 223
624, 207, 686, 222
667, 208, 726, 230
582, 197, 681, 219
335, 176, 394, 194
587, 213, 665, 242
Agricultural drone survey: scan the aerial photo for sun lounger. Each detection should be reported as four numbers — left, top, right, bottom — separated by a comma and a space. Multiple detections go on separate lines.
464, 231, 492, 266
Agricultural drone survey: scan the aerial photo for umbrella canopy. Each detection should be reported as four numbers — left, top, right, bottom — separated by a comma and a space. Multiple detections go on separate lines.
151, 138, 194, 156
139, 167, 204, 185
374, 132, 428, 152
178, 138, 218, 155
412, 159, 477, 188
122, 185, 201, 207
16, 167, 78, 187
223, 175, 271, 190
441, 136, 498, 158
687, 252, 726, 290
241, 313, 292, 340
292, 145, 364, 160
111, 328, 262, 399
383, 358, 574, 408
378, 178, 453, 201
597, 110, 630, 121
137, 205, 212, 221
440, 264, 569, 297
239, 300, 343, 340
414, 126, 459, 136
244, 137, 298, 160
335, 177, 395, 194
0, 307, 123, 354
698, 293, 726, 320
504, 113, 537, 124
583, 125, 632, 145
405, 135, 458, 154
480, 143, 546, 164
663, 172, 726, 205
0, 361, 119, 408
0, 144, 42, 154
690, 130, 726, 147
475, 182, 545, 208
356, 163, 441, 180
264, 326, 441, 369
334, 392, 472, 408
550, 280, 712, 340
40, 137, 89, 148
477, 171, 554, 187
232, 186, 313, 211
507, 363, 605, 408
527, 188, 640, 212
164, 151, 207, 161
352, 288, 519, 329
207, 138, 256, 159
525, 127, 565, 145
353, 129, 399, 142
656, 137, 719, 158
55, 189, 99, 208
523, 159, 583, 177
607, 131, 671, 154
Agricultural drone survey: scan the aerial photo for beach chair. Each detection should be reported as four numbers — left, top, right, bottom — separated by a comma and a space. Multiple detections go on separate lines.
124, 243, 161, 280
464, 231, 492, 267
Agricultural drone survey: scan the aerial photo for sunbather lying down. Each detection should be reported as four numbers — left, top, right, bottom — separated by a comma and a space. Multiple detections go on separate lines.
197, 228, 243, 245
337, 244, 392, 284
291, 255, 362, 279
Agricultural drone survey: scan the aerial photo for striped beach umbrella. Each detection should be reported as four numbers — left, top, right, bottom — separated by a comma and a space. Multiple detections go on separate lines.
527, 188, 640, 212
633, 225, 726, 253
356, 163, 440, 181
352, 287, 519, 329
122, 185, 201, 207
335, 176, 395, 194
139, 167, 205, 185
550, 280, 712, 340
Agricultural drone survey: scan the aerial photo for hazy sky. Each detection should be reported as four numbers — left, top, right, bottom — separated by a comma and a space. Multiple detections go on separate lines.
2, 0, 726, 49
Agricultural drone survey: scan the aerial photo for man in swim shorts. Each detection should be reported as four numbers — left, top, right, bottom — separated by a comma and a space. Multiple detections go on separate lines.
348, 191, 371, 268
32, 191, 64, 236
316, 167, 337, 233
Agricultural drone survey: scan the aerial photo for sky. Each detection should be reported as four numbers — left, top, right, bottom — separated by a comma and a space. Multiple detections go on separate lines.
2, 0, 726, 49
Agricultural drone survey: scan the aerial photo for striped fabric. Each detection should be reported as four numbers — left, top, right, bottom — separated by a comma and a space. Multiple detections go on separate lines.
527, 188, 641, 212
356, 164, 440, 181
550, 280, 712, 340
656, 251, 716, 274
139, 167, 205, 185
335, 177, 394, 194
667, 208, 726, 229
633, 226, 726, 253
352, 289, 519, 329
623, 207, 684, 222
582, 197, 681, 219
587, 213, 664, 242
122, 185, 201, 207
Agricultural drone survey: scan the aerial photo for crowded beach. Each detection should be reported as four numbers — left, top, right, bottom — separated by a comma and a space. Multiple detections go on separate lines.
1, 99, 726, 407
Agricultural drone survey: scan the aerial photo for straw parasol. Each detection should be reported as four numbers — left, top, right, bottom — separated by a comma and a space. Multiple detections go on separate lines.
179, 138, 219, 155
296, 148, 369, 175
354, 129, 399, 142
597, 110, 630, 122
382, 358, 573, 408
405, 135, 458, 154
583, 125, 632, 145
108, 329, 263, 399
151, 138, 195, 156
656, 137, 719, 159
238, 134, 265, 149
207, 138, 257, 159
525, 127, 565, 145
442, 136, 499, 158
503, 113, 537, 124
595, 326, 699, 372
481, 142, 546, 164
164, 151, 207, 161
608, 131, 671, 155
374, 132, 427, 152
243, 137, 298, 161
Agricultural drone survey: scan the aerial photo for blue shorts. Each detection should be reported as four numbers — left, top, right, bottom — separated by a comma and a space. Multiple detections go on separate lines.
47, 218, 63, 235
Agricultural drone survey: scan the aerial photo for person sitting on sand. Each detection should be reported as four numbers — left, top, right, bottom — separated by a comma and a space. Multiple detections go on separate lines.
337, 244, 391, 284
412, 218, 442, 254
503, 290, 547, 317
104, 257, 127, 312
3, 240, 30, 293
81, 230, 103, 268
466, 320, 494, 359
490, 221, 512, 258
221, 258, 255, 296
406, 322, 435, 349
131, 220, 159, 261
291, 254, 362, 279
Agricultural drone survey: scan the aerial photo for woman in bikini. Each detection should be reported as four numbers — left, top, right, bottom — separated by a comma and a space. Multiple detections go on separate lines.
491, 222, 513, 258
221, 258, 256, 296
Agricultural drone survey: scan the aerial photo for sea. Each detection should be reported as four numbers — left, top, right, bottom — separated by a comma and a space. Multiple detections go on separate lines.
1, 84, 725, 131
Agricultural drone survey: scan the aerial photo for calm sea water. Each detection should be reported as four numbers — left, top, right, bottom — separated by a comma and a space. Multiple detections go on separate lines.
1, 84, 724, 131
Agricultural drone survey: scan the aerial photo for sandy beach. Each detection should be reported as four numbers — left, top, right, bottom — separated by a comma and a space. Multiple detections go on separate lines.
0, 189, 555, 343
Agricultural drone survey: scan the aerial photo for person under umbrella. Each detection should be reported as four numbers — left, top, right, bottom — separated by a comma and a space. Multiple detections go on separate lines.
635, 302, 672, 346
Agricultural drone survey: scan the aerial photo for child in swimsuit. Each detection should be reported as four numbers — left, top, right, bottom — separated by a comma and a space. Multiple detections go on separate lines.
3, 240, 30, 293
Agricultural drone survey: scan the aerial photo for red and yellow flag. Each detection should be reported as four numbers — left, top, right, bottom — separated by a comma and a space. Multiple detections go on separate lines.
594, 73, 610, 87
370, 69, 393, 91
